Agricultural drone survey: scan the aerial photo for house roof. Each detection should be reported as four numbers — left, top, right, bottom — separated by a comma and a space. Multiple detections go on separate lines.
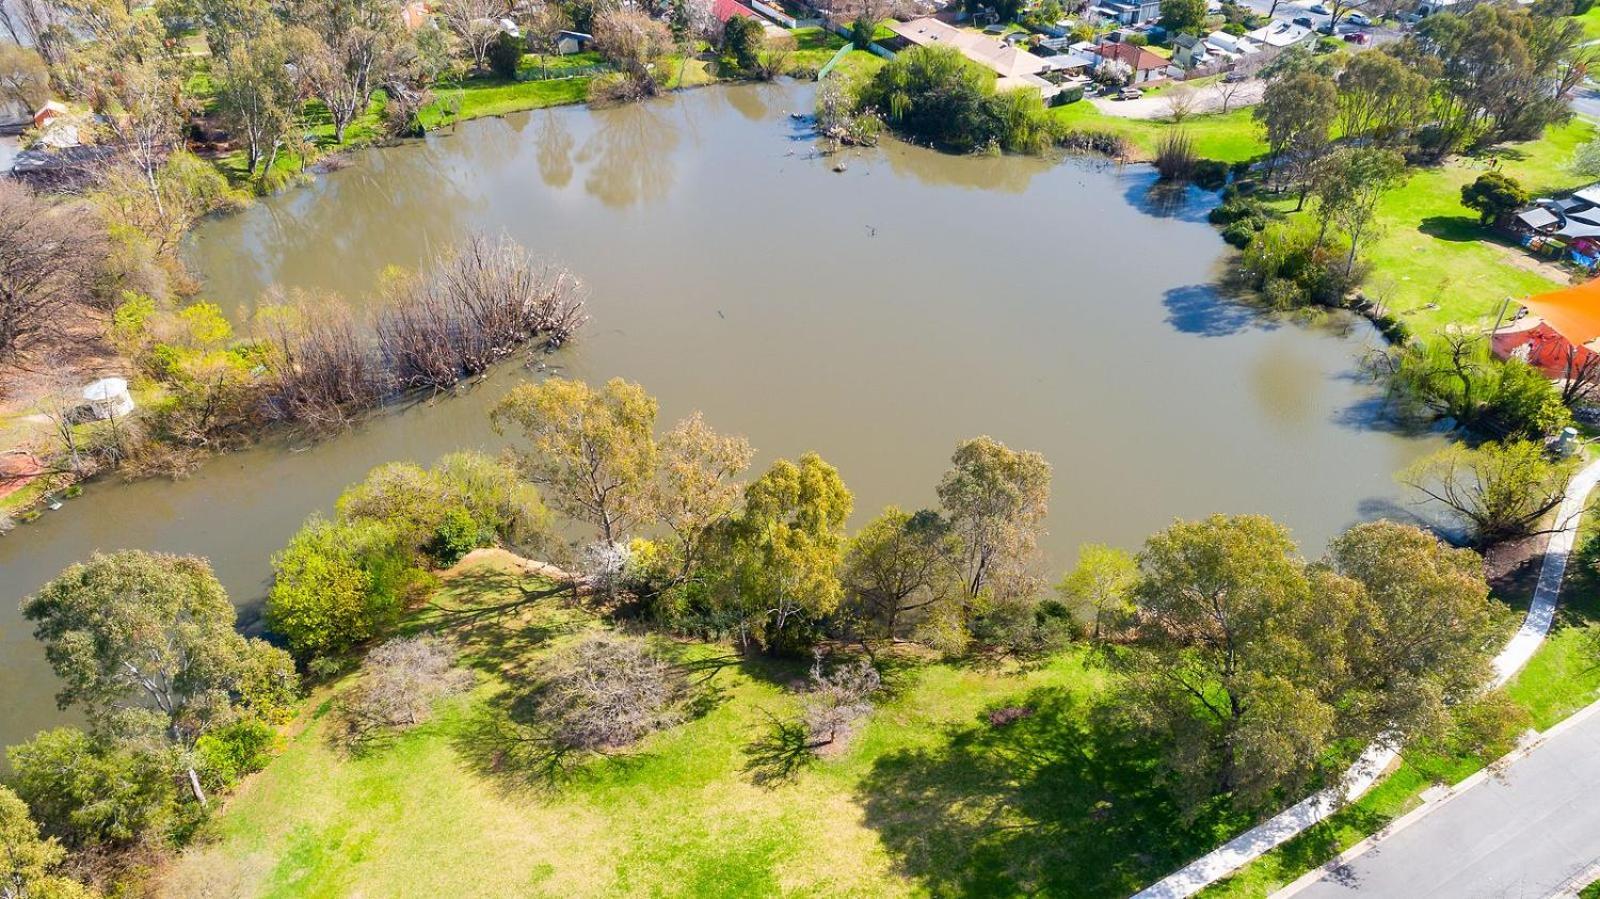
1093, 41, 1167, 71
1037, 51, 1095, 70
712, 0, 757, 21
888, 18, 1050, 80
1245, 20, 1312, 47
1523, 277, 1600, 346
1517, 207, 1560, 230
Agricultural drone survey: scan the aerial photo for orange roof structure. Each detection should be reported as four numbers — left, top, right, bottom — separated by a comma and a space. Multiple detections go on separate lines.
1523, 277, 1600, 346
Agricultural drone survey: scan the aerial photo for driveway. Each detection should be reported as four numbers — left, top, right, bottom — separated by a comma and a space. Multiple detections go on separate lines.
1090, 79, 1267, 119
1279, 701, 1600, 899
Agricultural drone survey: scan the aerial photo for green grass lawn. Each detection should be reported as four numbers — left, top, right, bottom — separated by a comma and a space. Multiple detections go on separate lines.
418, 76, 594, 130
1575, 5, 1600, 40
165, 551, 1268, 898
1050, 101, 1268, 163
1304, 118, 1595, 339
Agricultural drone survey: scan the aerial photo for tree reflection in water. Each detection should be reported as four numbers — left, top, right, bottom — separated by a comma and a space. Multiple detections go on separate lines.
577, 99, 681, 208
536, 109, 576, 189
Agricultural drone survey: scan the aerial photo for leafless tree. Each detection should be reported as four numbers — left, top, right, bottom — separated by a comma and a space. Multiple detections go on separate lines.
1166, 84, 1199, 124
1561, 345, 1600, 407
440, 0, 507, 72
0, 180, 106, 367
1217, 58, 1261, 113
532, 632, 684, 751
334, 637, 474, 749
375, 233, 587, 391
801, 653, 880, 746
258, 295, 391, 428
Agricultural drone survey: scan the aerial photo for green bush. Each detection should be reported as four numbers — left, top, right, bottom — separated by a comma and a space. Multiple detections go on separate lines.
1192, 158, 1229, 190
427, 508, 489, 566
487, 35, 523, 79
195, 719, 279, 791
1221, 220, 1261, 247
265, 517, 413, 663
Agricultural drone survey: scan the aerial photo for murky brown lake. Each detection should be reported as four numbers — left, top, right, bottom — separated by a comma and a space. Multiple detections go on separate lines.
0, 81, 1439, 751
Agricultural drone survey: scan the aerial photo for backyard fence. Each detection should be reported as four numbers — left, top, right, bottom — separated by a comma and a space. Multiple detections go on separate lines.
518, 63, 614, 81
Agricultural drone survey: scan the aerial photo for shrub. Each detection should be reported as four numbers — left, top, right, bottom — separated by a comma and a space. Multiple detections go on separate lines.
333, 637, 473, 748
802, 655, 881, 746
1192, 158, 1229, 190
967, 595, 1075, 655
487, 34, 523, 79
265, 517, 414, 663
426, 508, 489, 566
1221, 220, 1261, 247
195, 719, 279, 791
534, 633, 685, 751
1154, 129, 1197, 181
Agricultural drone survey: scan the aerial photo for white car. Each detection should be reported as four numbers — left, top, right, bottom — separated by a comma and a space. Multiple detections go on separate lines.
1346, 11, 1371, 25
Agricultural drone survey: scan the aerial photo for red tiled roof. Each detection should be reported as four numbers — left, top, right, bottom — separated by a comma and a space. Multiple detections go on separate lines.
713, 0, 757, 21
1094, 41, 1167, 72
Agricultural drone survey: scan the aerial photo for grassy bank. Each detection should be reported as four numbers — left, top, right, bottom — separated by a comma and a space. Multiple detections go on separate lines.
1050, 101, 1267, 163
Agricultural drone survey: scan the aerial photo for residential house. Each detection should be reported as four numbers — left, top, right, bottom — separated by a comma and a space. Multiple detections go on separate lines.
885, 18, 1061, 98
31, 101, 78, 150
1089, 0, 1162, 25
1091, 40, 1169, 83
1169, 33, 1211, 69
400, 0, 430, 30
712, 0, 759, 22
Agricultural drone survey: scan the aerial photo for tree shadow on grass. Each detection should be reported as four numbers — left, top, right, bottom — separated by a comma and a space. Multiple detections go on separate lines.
1418, 215, 1495, 243
855, 687, 1236, 897
743, 710, 820, 786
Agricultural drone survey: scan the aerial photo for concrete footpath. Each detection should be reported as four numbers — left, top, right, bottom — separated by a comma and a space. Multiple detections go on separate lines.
1280, 699, 1600, 898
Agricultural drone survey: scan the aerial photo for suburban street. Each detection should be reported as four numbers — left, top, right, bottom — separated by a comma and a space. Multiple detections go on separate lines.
1231, 0, 1405, 45
1282, 703, 1600, 898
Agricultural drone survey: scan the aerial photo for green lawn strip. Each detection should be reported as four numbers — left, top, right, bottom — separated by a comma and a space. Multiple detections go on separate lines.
174, 554, 1260, 898
516, 50, 606, 79
789, 25, 849, 71
418, 76, 593, 130
1263, 118, 1595, 341
1050, 101, 1268, 163
1201, 483, 1600, 897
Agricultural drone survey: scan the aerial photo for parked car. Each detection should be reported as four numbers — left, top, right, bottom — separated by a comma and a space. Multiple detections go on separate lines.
1293, 15, 1313, 26
1222, 70, 1249, 82
1117, 87, 1143, 100
1346, 11, 1371, 24
1307, 3, 1330, 13
1342, 30, 1369, 42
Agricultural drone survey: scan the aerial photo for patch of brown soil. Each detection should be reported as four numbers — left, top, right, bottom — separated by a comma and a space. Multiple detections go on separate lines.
1485, 531, 1550, 609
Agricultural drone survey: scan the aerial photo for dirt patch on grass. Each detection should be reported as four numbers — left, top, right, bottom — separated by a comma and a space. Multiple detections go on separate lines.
1486, 531, 1551, 612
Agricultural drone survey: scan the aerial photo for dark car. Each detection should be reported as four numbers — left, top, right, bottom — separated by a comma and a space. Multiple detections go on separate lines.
1293, 15, 1313, 25
1342, 31, 1369, 43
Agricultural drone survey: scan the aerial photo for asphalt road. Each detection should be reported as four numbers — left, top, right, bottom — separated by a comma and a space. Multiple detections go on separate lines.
1230, 0, 1404, 46
1285, 704, 1600, 899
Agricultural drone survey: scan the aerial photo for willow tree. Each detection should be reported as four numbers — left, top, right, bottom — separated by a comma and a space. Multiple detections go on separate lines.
706, 452, 854, 650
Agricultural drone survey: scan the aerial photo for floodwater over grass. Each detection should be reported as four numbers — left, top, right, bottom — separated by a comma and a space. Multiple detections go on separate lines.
0, 80, 1440, 753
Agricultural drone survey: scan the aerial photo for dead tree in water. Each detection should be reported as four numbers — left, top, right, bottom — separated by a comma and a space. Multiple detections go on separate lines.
377, 234, 587, 392
260, 297, 390, 428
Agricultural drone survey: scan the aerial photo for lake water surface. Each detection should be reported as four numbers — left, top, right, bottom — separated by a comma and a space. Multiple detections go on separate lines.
0, 81, 1439, 751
